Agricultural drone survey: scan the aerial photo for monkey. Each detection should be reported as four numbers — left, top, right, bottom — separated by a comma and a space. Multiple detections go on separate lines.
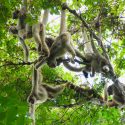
104, 82, 125, 107
27, 67, 67, 104
35, 3, 76, 69
82, 33, 110, 77
82, 26, 93, 54
27, 67, 68, 125
9, 6, 30, 62
32, 9, 50, 57
9, 8, 50, 63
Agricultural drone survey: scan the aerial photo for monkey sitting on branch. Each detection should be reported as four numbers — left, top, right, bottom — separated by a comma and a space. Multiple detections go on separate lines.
27, 67, 68, 125
35, 3, 76, 69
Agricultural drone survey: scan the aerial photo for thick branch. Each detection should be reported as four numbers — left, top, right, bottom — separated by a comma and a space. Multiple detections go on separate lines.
0, 61, 34, 68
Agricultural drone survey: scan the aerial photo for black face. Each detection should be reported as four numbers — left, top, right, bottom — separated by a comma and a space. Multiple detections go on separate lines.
12, 10, 20, 19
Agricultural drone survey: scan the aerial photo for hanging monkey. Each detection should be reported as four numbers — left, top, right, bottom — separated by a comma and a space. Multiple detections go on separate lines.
27, 67, 68, 125
82, 33, 110, 77
35, 3, 76, 69
9, 6, 30, 62
9, 8, 50, 62
32, 9, 50, 57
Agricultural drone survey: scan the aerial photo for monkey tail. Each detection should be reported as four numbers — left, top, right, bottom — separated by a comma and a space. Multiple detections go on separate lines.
63, 62, 84, 72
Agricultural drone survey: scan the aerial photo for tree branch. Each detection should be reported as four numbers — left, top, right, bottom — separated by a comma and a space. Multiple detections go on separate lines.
0, 60, 34, 68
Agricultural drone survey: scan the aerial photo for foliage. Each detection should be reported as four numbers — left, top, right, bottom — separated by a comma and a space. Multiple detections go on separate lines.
0, 0, 125, 125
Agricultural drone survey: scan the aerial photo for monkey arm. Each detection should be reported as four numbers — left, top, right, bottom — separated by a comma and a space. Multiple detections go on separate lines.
82, 27, 93, 53
60, 9, 66, 34
66, 43, 76, 60
19, 37, 29, 62
90, 34, 99, 54
31, 68, 39, 92
32, 24, 42, 53
42, 9, 49, 25
39, 24, 50, 57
